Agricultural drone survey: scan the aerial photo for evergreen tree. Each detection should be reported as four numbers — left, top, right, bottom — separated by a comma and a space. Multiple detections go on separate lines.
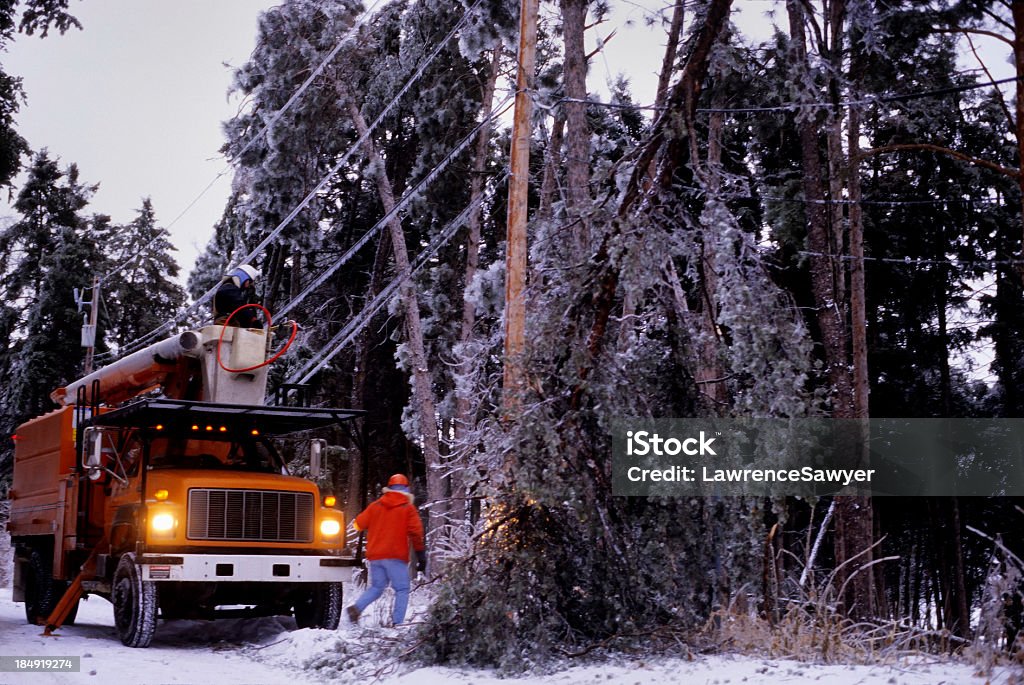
0, 151, 100, 482
101, 198, 186, 353
0, 0, 81, 187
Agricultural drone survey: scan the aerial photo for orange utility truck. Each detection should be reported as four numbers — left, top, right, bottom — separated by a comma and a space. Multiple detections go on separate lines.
8, 325, 360, 647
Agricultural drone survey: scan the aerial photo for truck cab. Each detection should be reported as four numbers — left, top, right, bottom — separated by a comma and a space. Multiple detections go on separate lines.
8, 325, 362, 647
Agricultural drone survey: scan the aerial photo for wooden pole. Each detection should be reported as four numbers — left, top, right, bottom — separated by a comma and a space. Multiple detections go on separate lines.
503, 0, 539, 409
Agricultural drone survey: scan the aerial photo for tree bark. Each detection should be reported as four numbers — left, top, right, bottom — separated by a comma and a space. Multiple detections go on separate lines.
503, 0, 539, 413
785, 0, 851, 417
341, 87, 444, 551
949, 497, 971, 638
538, 111, 566, 221
561, 0, 591, 242
788, 0, 876, 619
654, 0, 685, 111
698, 99, 726, 407
844, 36, 876, 621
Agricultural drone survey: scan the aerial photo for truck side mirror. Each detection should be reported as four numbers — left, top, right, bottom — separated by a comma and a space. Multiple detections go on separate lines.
84, 427, 103, 469
309, 439, 326, 479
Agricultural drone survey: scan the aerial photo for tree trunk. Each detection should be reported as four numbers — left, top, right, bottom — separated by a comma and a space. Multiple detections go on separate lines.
538, 111, 566, 221
617, 0, 687, 351
948, 497, 971, 638
503, 0, 539, 413
341, 87, 444, 553
561, 0, 591, 243
696, 98, 726, 407
654, 0, 685, 111
785, 0, 851, 415
289, 249, 302, 302
844, 42, 877, 621
787, 0, 875, 619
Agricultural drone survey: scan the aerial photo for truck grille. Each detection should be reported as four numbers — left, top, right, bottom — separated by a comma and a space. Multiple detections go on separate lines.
187, 489, 315, 543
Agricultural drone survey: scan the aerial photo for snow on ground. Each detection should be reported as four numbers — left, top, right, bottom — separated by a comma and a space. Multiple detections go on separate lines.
0, 587, 322, 685
0, 585, 1020, 685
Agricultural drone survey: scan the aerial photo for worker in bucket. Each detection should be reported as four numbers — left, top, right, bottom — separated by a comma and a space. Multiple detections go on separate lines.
213, 264, 263, 328
347, 474, 426, 626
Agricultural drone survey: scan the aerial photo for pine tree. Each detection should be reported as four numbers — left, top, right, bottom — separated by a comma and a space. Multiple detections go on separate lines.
0, 0, 81, 188
101, 198, 186, 353
0, 151, 100, 481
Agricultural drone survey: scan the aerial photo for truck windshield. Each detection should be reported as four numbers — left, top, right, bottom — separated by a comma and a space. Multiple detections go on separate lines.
147, 436, 286, 474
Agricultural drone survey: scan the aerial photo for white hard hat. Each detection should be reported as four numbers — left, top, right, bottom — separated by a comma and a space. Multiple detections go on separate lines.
230, 264, 260, 283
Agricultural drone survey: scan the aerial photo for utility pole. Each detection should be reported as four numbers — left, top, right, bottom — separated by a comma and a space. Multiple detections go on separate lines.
82, 276, 100, 375
502, 0, 539, 410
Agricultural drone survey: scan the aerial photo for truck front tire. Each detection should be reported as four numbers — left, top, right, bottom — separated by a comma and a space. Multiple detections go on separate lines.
294, 582, 342, 629
22, 547, 57, 625
113, 554, 157, 647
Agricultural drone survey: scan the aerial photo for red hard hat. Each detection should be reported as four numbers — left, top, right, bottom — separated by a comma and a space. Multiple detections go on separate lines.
388, 473, 410, 487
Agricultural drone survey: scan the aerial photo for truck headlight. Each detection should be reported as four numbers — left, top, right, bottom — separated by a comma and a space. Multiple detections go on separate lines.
151, 513, 176, 533
320, 519, 341, 538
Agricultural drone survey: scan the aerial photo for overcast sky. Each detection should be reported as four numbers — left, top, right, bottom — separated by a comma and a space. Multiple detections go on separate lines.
2, 0, 276, 279
0, 1, 784, 285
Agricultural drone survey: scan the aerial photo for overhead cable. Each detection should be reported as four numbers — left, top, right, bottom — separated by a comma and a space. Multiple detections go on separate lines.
795, 249, 1024, 268
99, 0, 385, 288
276, 94, 514, 320
101, 0, 485, 361
285, 171, 510, 386
554, 74, 1024, 115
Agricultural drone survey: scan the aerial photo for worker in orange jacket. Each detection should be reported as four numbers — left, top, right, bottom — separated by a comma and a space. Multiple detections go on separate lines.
346, 474, 426, 626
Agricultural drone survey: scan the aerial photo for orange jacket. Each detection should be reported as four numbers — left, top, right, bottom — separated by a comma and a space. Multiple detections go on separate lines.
353, 489, 425, 562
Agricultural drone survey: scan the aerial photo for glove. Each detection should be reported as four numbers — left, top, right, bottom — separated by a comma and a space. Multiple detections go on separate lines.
416, 553, 427, 577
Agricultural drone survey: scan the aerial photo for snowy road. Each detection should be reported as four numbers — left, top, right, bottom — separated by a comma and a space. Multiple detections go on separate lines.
0, 587, 323, 685
0, 585, 1020, 685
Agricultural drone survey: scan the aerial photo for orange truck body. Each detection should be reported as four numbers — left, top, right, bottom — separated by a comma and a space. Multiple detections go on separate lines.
9, 408, 93, 578
8, 326, 361, 645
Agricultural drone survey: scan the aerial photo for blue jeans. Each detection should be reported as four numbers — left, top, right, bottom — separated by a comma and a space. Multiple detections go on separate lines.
353, 559, 411, 624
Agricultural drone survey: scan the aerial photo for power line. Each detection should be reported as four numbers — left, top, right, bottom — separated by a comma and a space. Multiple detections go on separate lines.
673, 181, 1007, 207
285, 171, 510, 386
795, 249, 1024, 268
554, 74, 1024, 115
99, 0, 486, 363
98, 0, 385, 289
277, 95, 514, 320
760, 194, 1003, 207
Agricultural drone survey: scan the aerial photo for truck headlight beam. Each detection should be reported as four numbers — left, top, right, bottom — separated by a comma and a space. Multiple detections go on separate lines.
151, 513, 175, 533
319, 519, 341, 538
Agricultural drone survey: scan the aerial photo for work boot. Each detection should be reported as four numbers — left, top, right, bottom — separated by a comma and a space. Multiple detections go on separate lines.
346, 605, 360, 623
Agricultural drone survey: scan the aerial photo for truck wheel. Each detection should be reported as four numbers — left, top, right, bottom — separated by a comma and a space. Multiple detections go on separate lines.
113, 554, 157, 648
294, 583, 342, 630
23, 547, 58, 625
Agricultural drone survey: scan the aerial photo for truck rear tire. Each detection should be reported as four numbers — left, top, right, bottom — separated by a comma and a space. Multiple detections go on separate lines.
22, 547, 58, 625
294, 582, 342, 630
113, 554, 157, 648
